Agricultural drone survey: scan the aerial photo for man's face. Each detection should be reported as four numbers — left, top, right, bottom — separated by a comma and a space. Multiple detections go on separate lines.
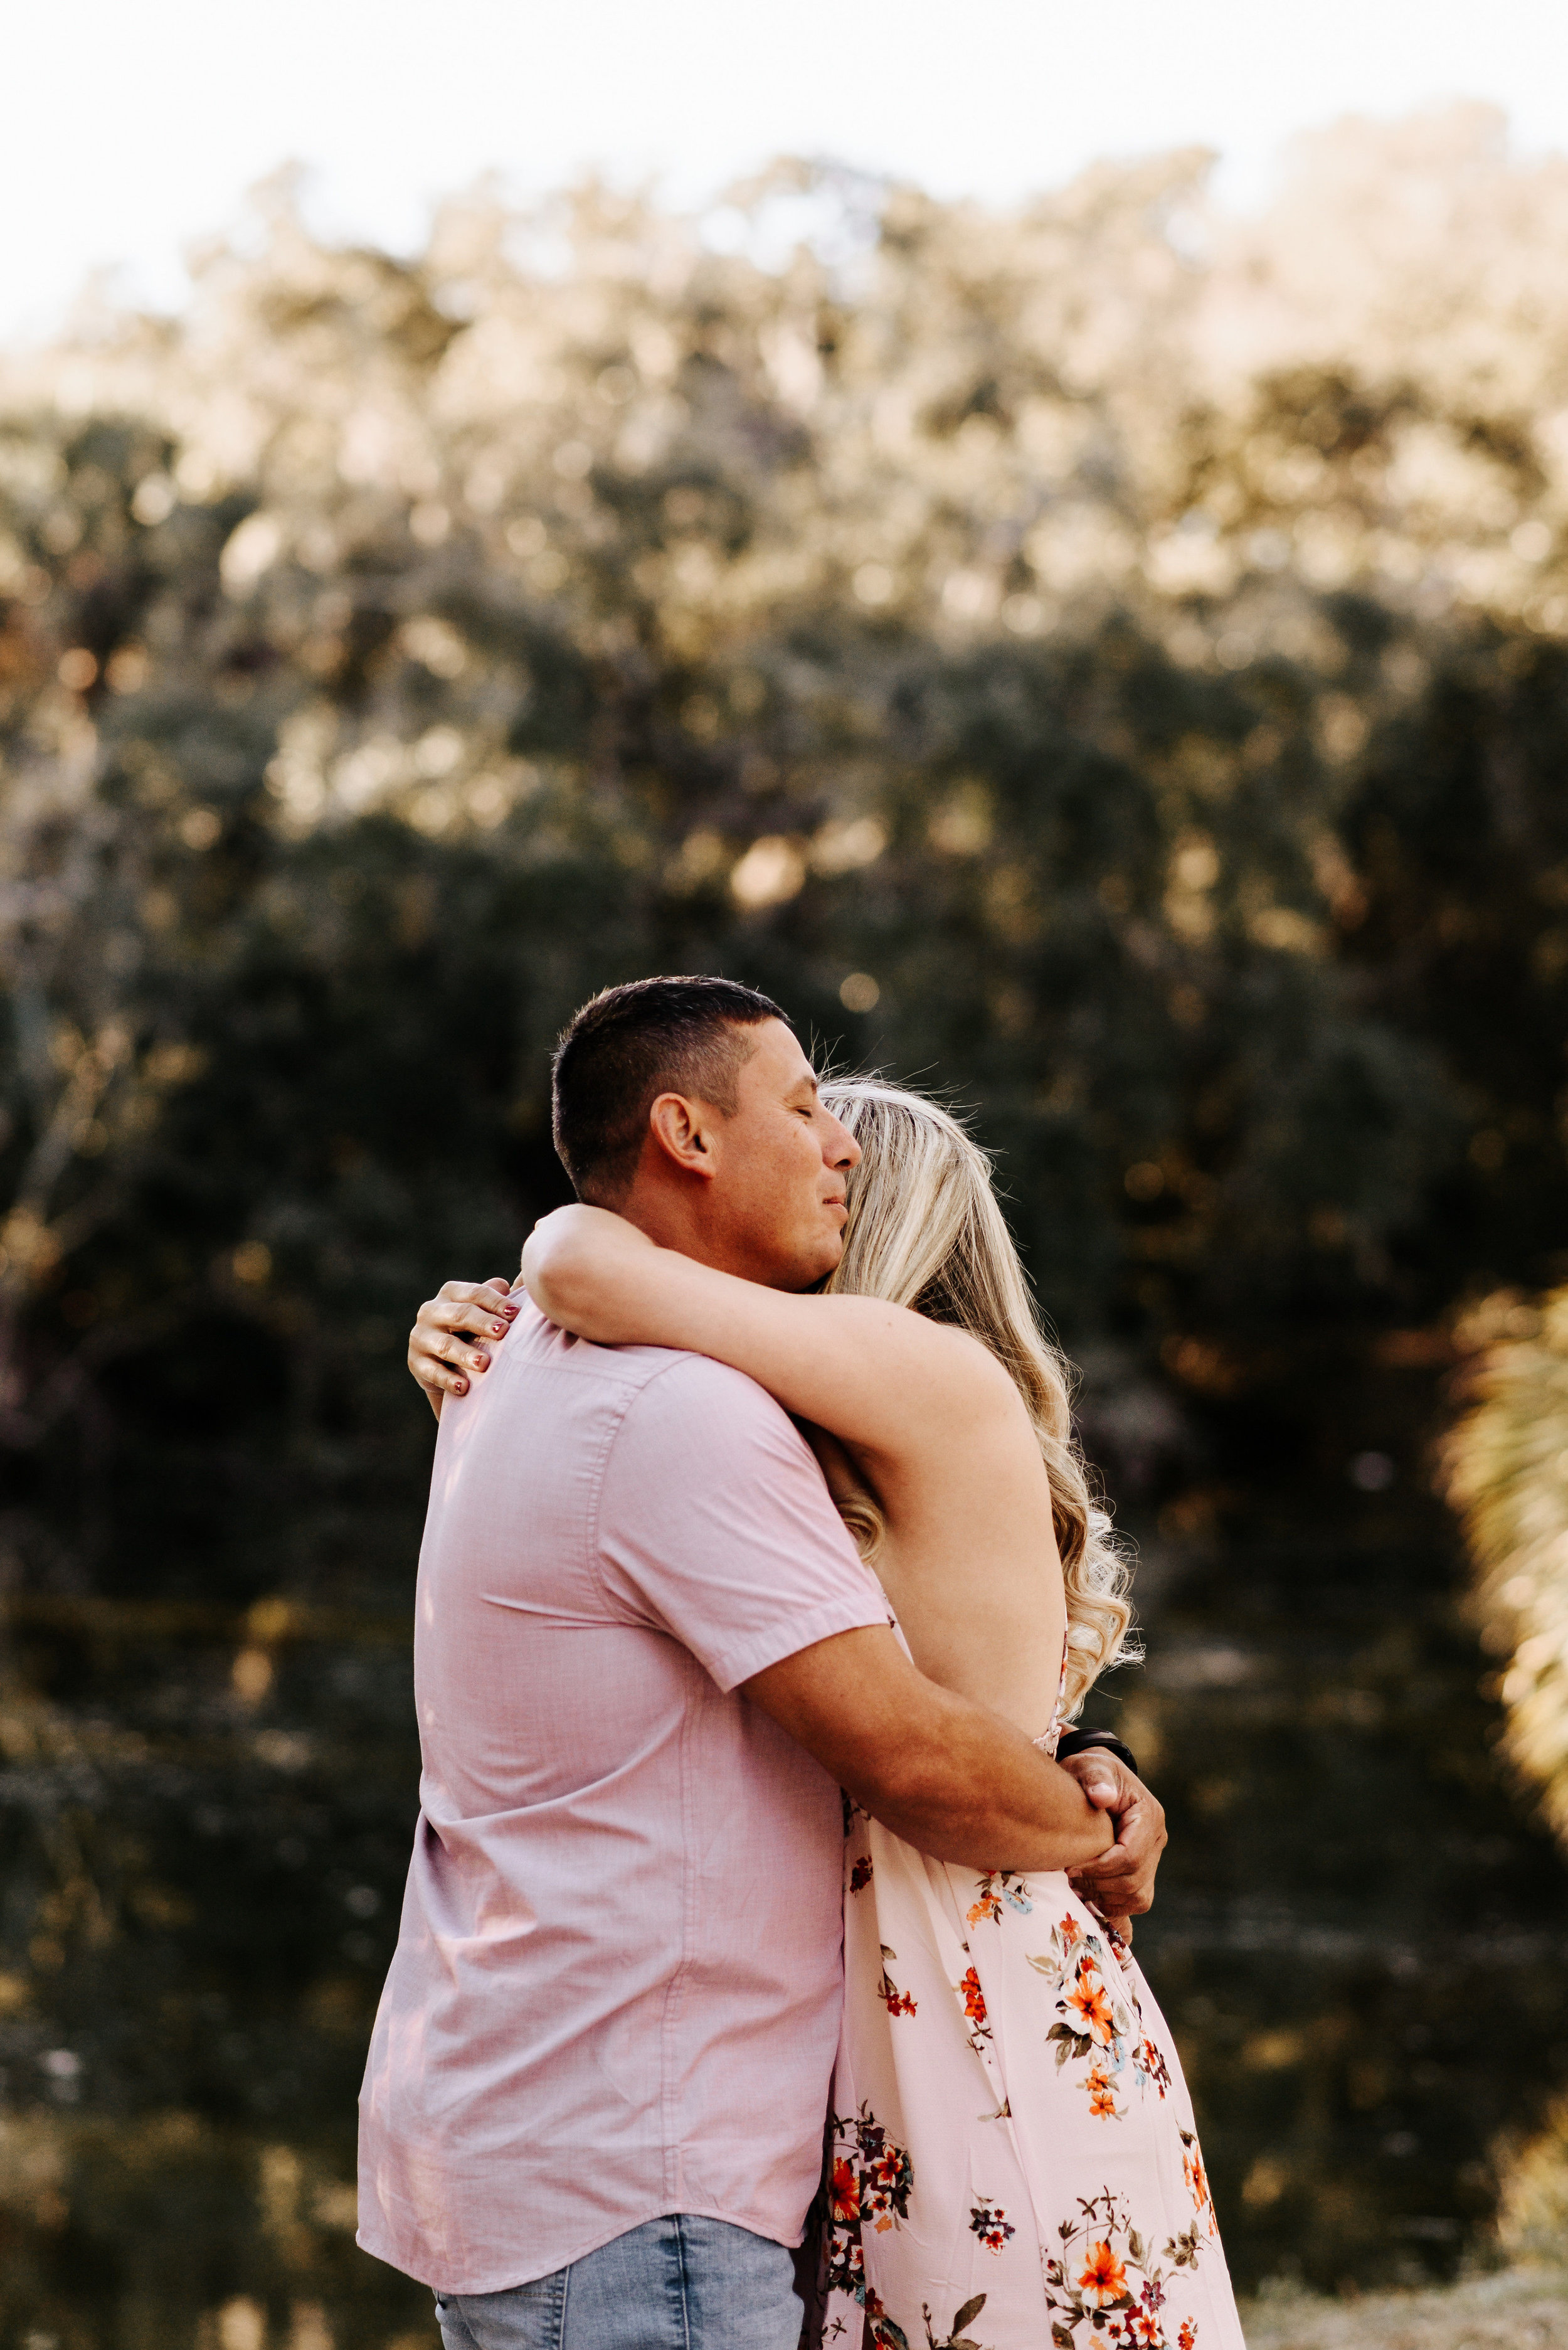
703, 1019, 861, 1290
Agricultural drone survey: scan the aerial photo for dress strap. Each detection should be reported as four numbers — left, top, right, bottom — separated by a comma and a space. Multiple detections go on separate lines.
1032, 1632, 1071, 1755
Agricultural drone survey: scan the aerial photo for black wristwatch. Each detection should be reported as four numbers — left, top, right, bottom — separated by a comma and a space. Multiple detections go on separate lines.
1055, 1727, 1141, 1779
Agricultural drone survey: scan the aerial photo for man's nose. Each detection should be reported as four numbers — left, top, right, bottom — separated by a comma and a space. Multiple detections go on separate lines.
824, 1114, 861, 1171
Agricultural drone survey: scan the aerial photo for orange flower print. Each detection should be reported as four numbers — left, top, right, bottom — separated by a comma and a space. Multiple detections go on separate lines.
1067, 1973, 1116, 2045
1181, 2130, 1216, 2228
1087, 2065, 1120, 2119
1135, 2034, 1173, 2098
867, 2294, 908, 2350
870, 2145, 908, 2233
877, 1946, 918, 2019
1043, 2188, 1212, 2345
1078, 2241, 1129, 2305
1039, 1918, 1140, 2122
953, 1961, 993, 2053
823, 2105, 913, 2309
968, 1871, 1033, 1925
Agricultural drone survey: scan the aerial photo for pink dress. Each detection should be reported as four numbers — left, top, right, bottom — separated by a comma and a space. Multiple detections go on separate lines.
820, 1648, 1246, 2350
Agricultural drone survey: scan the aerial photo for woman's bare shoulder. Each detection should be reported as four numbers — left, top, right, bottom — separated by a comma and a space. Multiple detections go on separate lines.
805, 1295, 1031, 1459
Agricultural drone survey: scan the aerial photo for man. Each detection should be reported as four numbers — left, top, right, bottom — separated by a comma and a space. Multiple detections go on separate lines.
362, 976, 1163, 2350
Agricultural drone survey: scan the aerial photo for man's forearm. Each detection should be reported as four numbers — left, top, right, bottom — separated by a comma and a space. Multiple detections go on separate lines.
847, 1691, 1115, 1874
745, 1630, 1115, 1877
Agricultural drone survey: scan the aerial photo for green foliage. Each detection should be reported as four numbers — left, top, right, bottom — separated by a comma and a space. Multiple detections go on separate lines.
6, 121, 1568, 2326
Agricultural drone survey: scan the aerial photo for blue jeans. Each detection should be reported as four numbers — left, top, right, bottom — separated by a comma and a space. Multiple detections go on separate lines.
433, 2215, 804, 2350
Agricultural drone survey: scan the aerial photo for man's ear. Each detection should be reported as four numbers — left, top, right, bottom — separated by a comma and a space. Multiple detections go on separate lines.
646, 1091, 721, 1180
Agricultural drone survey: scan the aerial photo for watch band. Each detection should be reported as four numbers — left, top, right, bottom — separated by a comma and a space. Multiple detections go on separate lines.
1054, 1726, 1141, 1780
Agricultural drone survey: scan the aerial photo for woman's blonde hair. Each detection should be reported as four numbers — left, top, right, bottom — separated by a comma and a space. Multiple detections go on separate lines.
820, 1077, 1137, 1716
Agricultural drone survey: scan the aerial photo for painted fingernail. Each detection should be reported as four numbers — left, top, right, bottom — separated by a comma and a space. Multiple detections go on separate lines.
492, 1322, 507, 1336
455, 1380, 468, 1394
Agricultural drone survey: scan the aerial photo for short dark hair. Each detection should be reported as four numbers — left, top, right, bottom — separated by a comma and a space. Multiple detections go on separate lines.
552, 976, 788, 1203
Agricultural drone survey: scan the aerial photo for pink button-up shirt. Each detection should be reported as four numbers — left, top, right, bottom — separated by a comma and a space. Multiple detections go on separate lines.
357, 1304, 888, 2293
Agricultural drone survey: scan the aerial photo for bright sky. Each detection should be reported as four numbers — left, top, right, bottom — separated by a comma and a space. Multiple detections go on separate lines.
7, 0, 1568, 343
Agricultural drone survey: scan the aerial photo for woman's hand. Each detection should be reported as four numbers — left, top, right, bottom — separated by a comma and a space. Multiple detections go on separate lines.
521, 1204, 657, 1339
408, 1277, 520, 1418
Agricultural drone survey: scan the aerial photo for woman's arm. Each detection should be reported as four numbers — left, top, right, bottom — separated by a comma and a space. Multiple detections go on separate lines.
521, 1204, 1024, 1471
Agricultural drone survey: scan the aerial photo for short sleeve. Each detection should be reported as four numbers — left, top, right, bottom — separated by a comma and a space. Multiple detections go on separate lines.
594, 1353, 891, 1691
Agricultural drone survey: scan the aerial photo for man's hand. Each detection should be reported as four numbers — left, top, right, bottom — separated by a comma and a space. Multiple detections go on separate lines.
408, 1278, 519, 1418
1059, 1750, 1167, 1933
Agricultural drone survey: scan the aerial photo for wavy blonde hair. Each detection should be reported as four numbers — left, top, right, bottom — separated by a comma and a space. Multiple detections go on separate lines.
820, 1077, 1137, 1716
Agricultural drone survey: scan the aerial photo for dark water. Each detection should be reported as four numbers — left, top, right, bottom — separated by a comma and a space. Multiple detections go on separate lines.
3, 1470, 1565, 2346
1089, 1489, 1568, 2290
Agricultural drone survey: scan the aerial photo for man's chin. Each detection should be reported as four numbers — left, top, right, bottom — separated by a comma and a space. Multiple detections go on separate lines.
773, 1233, 844, 1293
808, 1232, 846, 1284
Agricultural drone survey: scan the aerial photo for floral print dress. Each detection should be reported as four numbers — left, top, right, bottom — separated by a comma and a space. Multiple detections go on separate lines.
819, 1647, 1245, 2350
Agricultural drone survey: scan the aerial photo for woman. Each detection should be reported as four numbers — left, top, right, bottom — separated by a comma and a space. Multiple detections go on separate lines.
516, 1081, 1244, 2350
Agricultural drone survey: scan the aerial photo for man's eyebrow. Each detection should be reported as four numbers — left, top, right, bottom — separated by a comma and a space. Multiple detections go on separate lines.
787, 1071, 820, 1099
